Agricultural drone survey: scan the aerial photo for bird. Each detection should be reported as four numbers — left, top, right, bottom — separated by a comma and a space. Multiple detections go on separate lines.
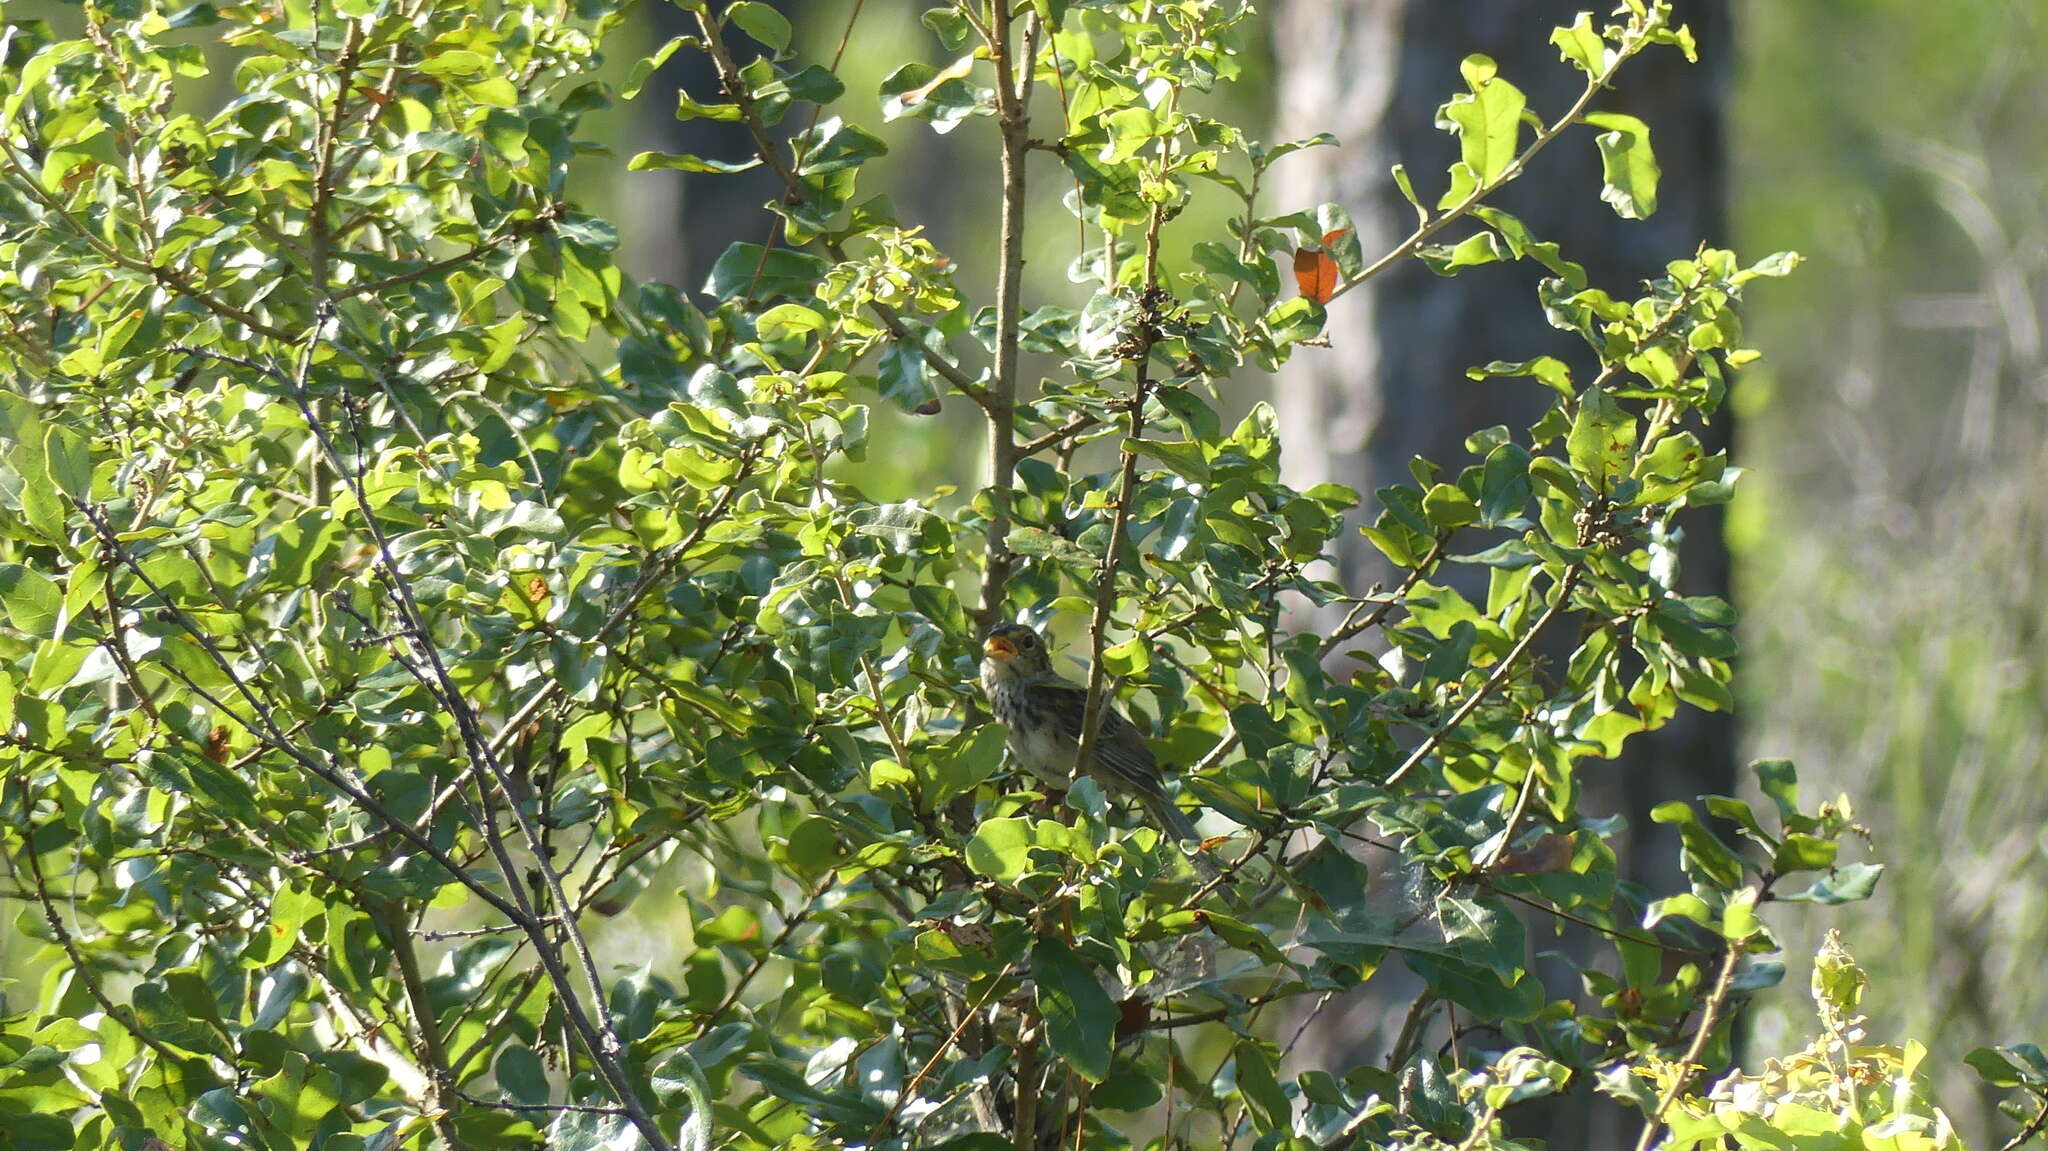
980, 622, 1219, 878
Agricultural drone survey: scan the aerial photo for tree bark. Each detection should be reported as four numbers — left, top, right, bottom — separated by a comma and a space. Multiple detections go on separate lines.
1271, 2, 1733, 1142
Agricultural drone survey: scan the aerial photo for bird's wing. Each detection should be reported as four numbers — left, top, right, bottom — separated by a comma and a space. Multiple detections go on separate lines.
1034, 678, 1165, 795
1035, 679, 1211, 863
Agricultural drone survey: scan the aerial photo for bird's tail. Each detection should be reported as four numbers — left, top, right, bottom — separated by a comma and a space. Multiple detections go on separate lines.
1138, 788, 1223, 881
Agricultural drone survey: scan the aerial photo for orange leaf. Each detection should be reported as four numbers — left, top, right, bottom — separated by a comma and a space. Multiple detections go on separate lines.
1293, 247, 1338, 304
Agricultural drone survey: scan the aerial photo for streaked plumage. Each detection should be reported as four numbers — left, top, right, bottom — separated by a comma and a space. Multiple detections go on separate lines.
980, 623, 1217, 877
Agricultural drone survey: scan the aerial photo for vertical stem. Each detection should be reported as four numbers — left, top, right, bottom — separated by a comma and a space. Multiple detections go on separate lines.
307, 17, 363, 504
1072, 205, 1166, 778
1633, 940, 1744, 1151
976, 0, 1034, 630
376, 902, 472, 1151
1013, 1010, 1043, 1150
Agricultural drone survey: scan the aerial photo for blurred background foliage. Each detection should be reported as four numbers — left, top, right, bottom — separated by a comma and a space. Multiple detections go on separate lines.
3, 0, 2044, 1141
1729, 0, 2048, 1138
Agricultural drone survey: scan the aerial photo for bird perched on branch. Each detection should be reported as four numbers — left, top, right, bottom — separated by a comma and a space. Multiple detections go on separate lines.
980, 622, 1219, 878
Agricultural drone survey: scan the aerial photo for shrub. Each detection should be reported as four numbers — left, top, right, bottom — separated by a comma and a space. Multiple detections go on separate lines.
0, 2, 2027, 1149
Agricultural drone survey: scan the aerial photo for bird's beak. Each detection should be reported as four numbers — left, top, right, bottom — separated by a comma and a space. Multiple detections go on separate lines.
984, 635, 1017, 661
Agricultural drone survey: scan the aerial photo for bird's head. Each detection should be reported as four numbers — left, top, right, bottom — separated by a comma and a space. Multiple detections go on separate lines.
982, 622, 1054, 681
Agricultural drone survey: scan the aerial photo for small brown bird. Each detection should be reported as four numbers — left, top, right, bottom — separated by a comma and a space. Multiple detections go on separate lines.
980, 622, 1217, 876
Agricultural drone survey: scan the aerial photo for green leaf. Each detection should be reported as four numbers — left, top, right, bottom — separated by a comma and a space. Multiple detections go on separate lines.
1201, 912, 1287, 964
1478, 442, 1531, 526
875, 335, 940, 413
134, 747, 263, 826
965, 817, 1034, 883
1422, 483, 1480, 529
0, 563, 63, 639
1721, 886, 1761, 942
1436, 55, 1526, 186
1407, 952, 1545, 1022
1031, 939, 1115, 1082
1771, 834, 1837, 874
1649, 801, 1744, 891
1752, 758, 1802, 825
675, 91, 745, 122
1467, 357, 1572, 397
1006, 526, 1096, 566
1967, 1044, 2048, 1089
1583, 112, 1659, 219
1551, 14, 1608, 75
703, 243, 829, 301
42, 425, 90, 500
796, 118, 888, 175
0, 1115, 73, 1151
496, 1045, 550, 1106
628, 151, 763, 174
1567, 388, 1636, 493
1232, 1042, 1289, 1130
929, 725, 1007, 807
1781, 862, 1883, 905
879, 61, 985, 132
246, 882, 323, 965
725, 1, 792, 54
1438, 895, 1525, 982
622, 36, 685, 100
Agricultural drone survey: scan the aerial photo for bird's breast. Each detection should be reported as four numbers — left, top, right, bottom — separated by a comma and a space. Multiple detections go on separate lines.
984, 675, 1076, 784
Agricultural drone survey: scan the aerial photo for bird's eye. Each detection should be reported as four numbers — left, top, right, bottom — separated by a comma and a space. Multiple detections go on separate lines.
1018, 633, 1036, 648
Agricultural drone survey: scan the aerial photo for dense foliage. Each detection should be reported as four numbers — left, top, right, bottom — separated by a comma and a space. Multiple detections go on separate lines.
0, 1, 2039, 1149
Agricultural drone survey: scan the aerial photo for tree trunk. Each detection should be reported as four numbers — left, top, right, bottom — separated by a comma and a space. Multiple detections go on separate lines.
1271, 2, 1733, 1142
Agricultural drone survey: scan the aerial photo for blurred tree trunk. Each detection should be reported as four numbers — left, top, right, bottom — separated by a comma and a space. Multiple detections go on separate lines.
1271, 1, 1732, 1142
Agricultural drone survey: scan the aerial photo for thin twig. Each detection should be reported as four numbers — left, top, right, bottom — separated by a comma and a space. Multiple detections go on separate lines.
866, 976, 1009, 1143
1633, 940, 1744, 1151
375, 902, 472, 1151
2000, 1094, 2048, 1151
687, 10, 991, 414
1073, 201, 1168, 781
1326, 9, 1669, 307
1382, 564, 1584, 789
15, 815, 186, 1067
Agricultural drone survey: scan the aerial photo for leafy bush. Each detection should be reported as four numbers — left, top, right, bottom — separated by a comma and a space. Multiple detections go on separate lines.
0, 1, 2032, 1149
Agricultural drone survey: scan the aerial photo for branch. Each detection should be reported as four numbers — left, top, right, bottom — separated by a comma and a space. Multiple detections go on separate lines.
1632, 939, 1743, 1151
1381, 563, 1584, 789
80, 488, 668, 1149
280, 310, 675, 1151
485, 444, 760, 759
2001, 1095, 2048, 1151
866, 976, 1009, 1144
14, 816, 187, 1069
309, 17, 367, 297
1328, 10, 1668, 305
1018, 412, 1101, 456
327, 215, 554, 303
0, 136, 294, 343
451, 1090, 628, 1117
1316, 534, 1448, 660
375, 902, 472, 1151
687, 10, 991, 416
1072, 204, 1168, 782
973, 0, 1035, 626
697, 878, 836, 1028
